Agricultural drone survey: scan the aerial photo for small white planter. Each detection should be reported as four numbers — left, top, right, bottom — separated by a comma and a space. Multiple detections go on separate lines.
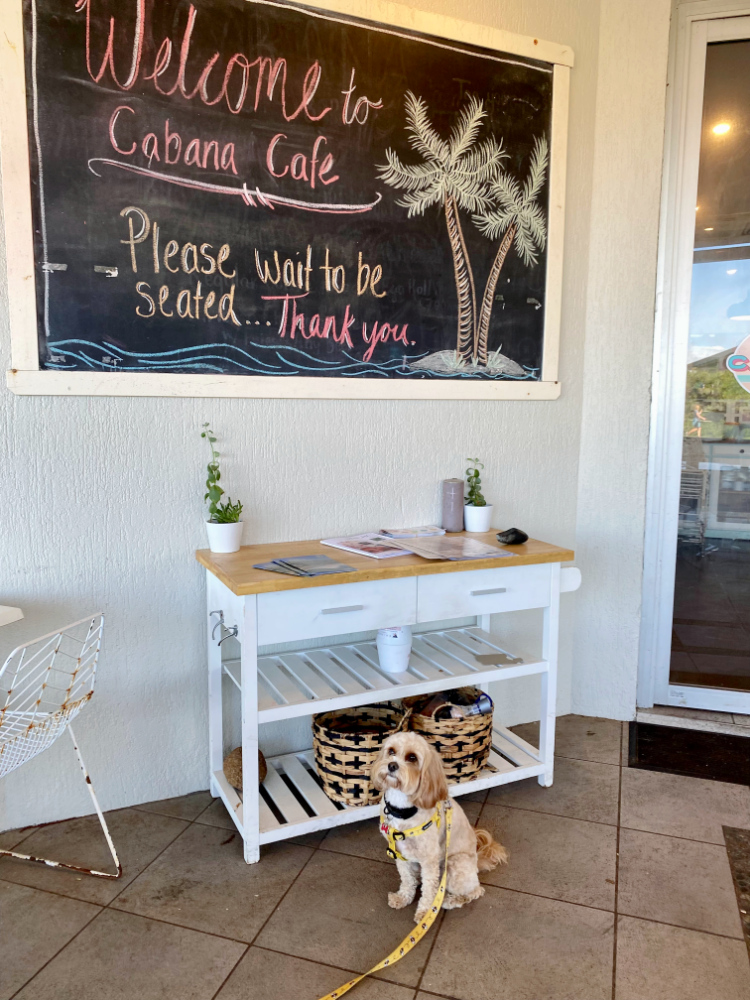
376, 626, 413, 674
464, 504, 494, 533
206, 520, 243, 554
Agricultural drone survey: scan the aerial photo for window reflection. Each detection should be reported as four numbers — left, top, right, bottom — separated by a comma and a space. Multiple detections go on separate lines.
671, 39, 750, 693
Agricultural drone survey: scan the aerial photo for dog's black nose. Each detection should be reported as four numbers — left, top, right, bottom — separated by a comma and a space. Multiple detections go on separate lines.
388, 762, 399, 773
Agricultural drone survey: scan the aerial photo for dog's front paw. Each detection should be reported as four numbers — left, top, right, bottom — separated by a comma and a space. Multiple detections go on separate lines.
388, 892, 410, 909
414, 907, 429, 923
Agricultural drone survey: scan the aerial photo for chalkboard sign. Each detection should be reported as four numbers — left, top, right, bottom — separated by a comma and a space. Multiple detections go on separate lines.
3, 0, 572, 398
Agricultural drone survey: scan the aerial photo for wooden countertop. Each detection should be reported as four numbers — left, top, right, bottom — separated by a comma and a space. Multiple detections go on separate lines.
196, 533, 575, 596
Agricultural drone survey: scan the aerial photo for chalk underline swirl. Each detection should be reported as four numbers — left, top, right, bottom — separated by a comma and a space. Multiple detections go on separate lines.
87, 159, 383, 214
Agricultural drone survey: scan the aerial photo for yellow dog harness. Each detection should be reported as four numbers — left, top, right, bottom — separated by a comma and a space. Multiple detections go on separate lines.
379, 806, 442, 861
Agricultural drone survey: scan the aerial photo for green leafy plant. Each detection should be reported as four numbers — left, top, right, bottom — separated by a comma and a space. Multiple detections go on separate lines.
212, 498, 243, 524
465, 458, 487, 507
201, 423, 224, 518
201, 424, 243, 523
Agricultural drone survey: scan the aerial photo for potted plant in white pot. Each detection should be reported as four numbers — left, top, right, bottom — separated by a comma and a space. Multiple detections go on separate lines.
464, 457, 493, 532
201, 423, 244, 553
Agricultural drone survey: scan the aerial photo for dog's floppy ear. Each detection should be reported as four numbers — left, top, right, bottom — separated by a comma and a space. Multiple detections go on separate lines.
370, 739, 390, 791
413, 740, 449, 810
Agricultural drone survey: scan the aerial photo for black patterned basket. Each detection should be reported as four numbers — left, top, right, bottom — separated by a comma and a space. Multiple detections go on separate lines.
406, 688, 493, 783
312, 703, 410, 806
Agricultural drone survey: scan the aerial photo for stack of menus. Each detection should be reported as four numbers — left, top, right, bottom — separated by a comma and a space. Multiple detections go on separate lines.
254, 554, 356, 577
387, 537, 512, 561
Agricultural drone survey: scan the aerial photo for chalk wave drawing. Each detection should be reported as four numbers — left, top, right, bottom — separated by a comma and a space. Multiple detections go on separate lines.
45, 339, 539, 379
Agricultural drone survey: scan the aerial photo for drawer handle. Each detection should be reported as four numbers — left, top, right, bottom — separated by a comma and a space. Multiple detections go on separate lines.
471, 587, 507, 597
321, 605, 365, 615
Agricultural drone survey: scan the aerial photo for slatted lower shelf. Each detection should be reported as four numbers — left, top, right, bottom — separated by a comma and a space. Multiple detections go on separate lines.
223, 627, 546, 724
210, 723, 544, 845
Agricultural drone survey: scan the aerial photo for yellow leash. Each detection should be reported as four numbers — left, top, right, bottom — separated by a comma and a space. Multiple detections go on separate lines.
317, 801, 453, 1000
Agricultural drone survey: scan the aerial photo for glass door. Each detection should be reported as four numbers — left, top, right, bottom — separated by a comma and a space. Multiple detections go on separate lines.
669, 20, 750, 708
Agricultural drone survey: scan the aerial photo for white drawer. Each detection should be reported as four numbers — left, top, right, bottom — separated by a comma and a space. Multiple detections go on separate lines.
257, 577, 417, 645
416, 564, 550, 622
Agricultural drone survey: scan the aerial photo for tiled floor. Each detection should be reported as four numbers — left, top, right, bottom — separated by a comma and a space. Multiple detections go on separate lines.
2, 715, 750, 1000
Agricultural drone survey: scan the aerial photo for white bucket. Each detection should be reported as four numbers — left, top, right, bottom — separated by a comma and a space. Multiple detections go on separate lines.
206, 521, 244, 554
376, 625, 413, 674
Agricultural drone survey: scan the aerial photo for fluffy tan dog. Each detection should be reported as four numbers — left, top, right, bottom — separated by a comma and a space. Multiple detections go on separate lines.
371, 731, 508, 922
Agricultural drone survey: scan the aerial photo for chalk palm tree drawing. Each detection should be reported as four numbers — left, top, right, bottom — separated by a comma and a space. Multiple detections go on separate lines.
378, 92, 505, 363
473, 136, 549, 366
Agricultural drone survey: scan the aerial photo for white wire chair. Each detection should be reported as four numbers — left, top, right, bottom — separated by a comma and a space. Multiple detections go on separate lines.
0, 613, 121, 879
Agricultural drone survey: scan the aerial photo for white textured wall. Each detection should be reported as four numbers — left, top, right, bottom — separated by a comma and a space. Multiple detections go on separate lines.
571, 0, 672, 718
0, 0, 667, 831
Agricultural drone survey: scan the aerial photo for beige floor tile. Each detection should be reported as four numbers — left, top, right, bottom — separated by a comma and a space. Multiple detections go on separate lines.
112, 822, 313, 941
416, 994, 469, 1000
617, 828, 743, 938
215, 947, 415, 1000
287, 831, 330, 847
459, 788, 488, 803
733, 714, 750, 727
620, 767, 750, 844
321, 799, 481, 863
0, 827, 37, 851
486, 757, 620, 825
13, 909, 245, 1000
421, 884, 613, 1000
134, 791, 213, 821
508, 720, 543, 750
477, 803, 616, 909
616, 915, 750, 1000
193, 796, 235, 830
511, 714, 623, 765
195, 796, 326, 846
255, 850, 439, 987
455, 798, 483, 825
0, 808, 188, 905
0, 880, 100, 1000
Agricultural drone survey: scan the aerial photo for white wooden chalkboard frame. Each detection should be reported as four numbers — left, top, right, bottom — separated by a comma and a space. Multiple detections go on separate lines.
1, 0, 572, 399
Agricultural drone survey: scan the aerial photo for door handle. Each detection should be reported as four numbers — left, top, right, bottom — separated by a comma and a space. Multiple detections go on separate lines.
321, 605, 365, 615
471, 588, 507, 596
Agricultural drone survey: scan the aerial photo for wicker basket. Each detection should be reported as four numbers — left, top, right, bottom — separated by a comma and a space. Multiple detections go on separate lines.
406, 688, 493, 783
312, 703, 410, 806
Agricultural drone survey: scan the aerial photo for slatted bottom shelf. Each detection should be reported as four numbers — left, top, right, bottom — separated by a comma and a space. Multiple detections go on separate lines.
243, 723, 544, 845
